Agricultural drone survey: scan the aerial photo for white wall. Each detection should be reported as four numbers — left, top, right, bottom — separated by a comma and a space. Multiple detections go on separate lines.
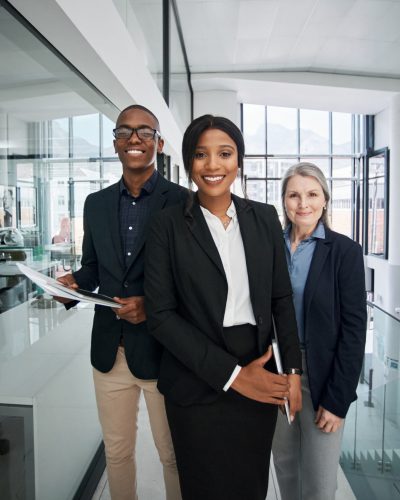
374, 107, 390, 150
194, 90, 240, 126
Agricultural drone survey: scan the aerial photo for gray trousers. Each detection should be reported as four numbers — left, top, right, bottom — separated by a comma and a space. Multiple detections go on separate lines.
272, 354, 344, 500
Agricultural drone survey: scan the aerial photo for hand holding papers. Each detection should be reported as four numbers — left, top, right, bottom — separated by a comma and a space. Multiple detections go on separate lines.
17, 263, 122, 308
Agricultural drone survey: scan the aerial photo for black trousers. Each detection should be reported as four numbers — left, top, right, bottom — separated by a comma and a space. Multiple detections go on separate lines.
165, 324, 278, 500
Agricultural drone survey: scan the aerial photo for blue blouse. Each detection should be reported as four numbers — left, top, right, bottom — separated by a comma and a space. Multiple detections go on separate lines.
283, 222, 325, 345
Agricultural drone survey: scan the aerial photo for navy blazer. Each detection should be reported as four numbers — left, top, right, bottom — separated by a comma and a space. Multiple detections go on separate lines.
71, 174, 187, 379
144, 194, 302, 406
303, 226, 367, 418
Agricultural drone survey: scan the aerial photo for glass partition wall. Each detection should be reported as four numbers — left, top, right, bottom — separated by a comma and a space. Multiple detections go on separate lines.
341, 304, 400, 500
242, 104, 363, 239
0, 3, 119, 500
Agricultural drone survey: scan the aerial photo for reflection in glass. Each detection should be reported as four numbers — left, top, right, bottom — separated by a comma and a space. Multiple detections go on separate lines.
332, 112, 352, 155
114, 0, 163, 93
19, 187, 36, 227
300, 109, 329, 155
243, 104, 266, 155
102, 115, 116, 157
73, 114, 100, 158
51, 118, 69, 158
0, 4, 122, 497
267, 106, 298, 155
331, 180, 352, 237
48, 171, 69, 245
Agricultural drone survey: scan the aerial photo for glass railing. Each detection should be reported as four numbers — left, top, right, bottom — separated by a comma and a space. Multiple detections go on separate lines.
340, 303, 400, 499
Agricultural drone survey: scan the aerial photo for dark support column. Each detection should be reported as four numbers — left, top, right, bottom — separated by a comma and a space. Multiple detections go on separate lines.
163, 0, 170, 106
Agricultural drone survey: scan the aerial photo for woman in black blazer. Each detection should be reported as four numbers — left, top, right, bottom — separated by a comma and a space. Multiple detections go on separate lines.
272, 162, 367, 500
145, 115, 302, 500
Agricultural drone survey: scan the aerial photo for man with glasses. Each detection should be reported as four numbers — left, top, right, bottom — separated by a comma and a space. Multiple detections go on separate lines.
56, 105, 185, 500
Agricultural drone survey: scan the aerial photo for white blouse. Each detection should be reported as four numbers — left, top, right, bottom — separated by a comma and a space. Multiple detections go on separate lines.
200, 201, 256, 327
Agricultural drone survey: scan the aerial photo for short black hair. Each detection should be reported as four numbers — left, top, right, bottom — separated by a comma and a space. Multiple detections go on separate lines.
182, 114, 245, 182
117, 104, 160, 130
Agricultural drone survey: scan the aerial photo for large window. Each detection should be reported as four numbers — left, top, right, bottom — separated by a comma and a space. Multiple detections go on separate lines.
242, 104, 363, 239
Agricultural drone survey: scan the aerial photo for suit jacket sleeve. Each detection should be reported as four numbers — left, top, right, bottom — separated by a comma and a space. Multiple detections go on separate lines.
269, 207, 302, 371
144, 212, 238, 392
320, 242, 367, 418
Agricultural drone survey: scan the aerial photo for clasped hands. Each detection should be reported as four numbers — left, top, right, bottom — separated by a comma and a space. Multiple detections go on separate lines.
54, 274, 145, 324
315, 406, 343, 433
231, 346, 302, 422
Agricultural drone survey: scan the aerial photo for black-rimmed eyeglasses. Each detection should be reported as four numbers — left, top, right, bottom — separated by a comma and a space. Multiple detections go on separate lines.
113, 126, 161, 141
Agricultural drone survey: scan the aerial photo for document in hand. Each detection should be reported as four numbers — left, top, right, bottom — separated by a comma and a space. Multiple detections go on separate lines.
17, 263, 122, 308
271, 320, 291, 425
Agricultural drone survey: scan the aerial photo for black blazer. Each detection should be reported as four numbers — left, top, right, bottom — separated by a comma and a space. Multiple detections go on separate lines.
71, 174, 187, 379
144, 194, 302, 406
303, 226, 367, 418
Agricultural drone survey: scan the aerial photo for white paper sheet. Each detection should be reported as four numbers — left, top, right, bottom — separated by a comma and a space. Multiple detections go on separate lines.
17, 263, 122, 308
272, 337, 291, 425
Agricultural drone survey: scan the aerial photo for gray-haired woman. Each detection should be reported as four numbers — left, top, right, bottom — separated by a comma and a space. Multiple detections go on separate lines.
272, 162, 367, 500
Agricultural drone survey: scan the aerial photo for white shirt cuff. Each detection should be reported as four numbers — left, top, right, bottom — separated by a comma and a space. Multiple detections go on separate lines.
223, 365, 242, 391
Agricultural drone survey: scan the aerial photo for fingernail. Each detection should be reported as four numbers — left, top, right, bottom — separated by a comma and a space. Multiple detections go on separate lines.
290, 415, 295, 422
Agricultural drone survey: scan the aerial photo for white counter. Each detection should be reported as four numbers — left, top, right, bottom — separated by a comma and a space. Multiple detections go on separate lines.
0, 300, 102, 500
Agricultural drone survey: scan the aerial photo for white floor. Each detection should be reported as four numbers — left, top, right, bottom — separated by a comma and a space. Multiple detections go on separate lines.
92, 395, 356, 500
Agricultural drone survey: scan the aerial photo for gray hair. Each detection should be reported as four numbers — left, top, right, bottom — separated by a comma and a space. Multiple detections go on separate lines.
281, 162, 330, 228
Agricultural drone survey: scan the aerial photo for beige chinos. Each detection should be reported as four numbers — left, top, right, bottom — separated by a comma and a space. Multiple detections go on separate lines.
93, 347, 181, 500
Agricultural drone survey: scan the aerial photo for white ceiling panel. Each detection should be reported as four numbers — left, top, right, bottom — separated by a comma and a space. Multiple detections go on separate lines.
308, 0, 356, 23
270, 0, 320, 37
176, 0, 400, 77
237, 0, 278, 40
234, 39, 265, 66
172, 0, 400, 112
336, 1, 400, 41
262, 36, 297, 64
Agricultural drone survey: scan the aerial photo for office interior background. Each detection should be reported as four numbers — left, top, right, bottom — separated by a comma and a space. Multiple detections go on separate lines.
0, 0, 399, 499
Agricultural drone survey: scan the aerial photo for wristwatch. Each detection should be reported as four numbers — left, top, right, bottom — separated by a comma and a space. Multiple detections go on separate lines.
284, 368, 303, 376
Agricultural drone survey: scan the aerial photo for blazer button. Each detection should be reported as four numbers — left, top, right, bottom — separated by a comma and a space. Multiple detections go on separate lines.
123, 281, 129, 288
257, 316, 263, 325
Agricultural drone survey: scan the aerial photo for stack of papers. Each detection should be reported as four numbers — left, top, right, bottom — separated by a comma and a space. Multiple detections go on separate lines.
17, 263, 121, 308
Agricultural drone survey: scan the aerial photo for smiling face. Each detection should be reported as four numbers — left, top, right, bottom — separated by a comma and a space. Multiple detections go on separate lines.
191, 128, 238, 201
113, 108, 164, 174
284, 174, 326, 233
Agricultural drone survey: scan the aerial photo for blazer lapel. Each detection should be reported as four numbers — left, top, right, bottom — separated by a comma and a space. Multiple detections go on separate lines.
234, 196, 261, 310
185, 195, 226, 278
105, 183, 125, 271
303, 231, 332, 318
